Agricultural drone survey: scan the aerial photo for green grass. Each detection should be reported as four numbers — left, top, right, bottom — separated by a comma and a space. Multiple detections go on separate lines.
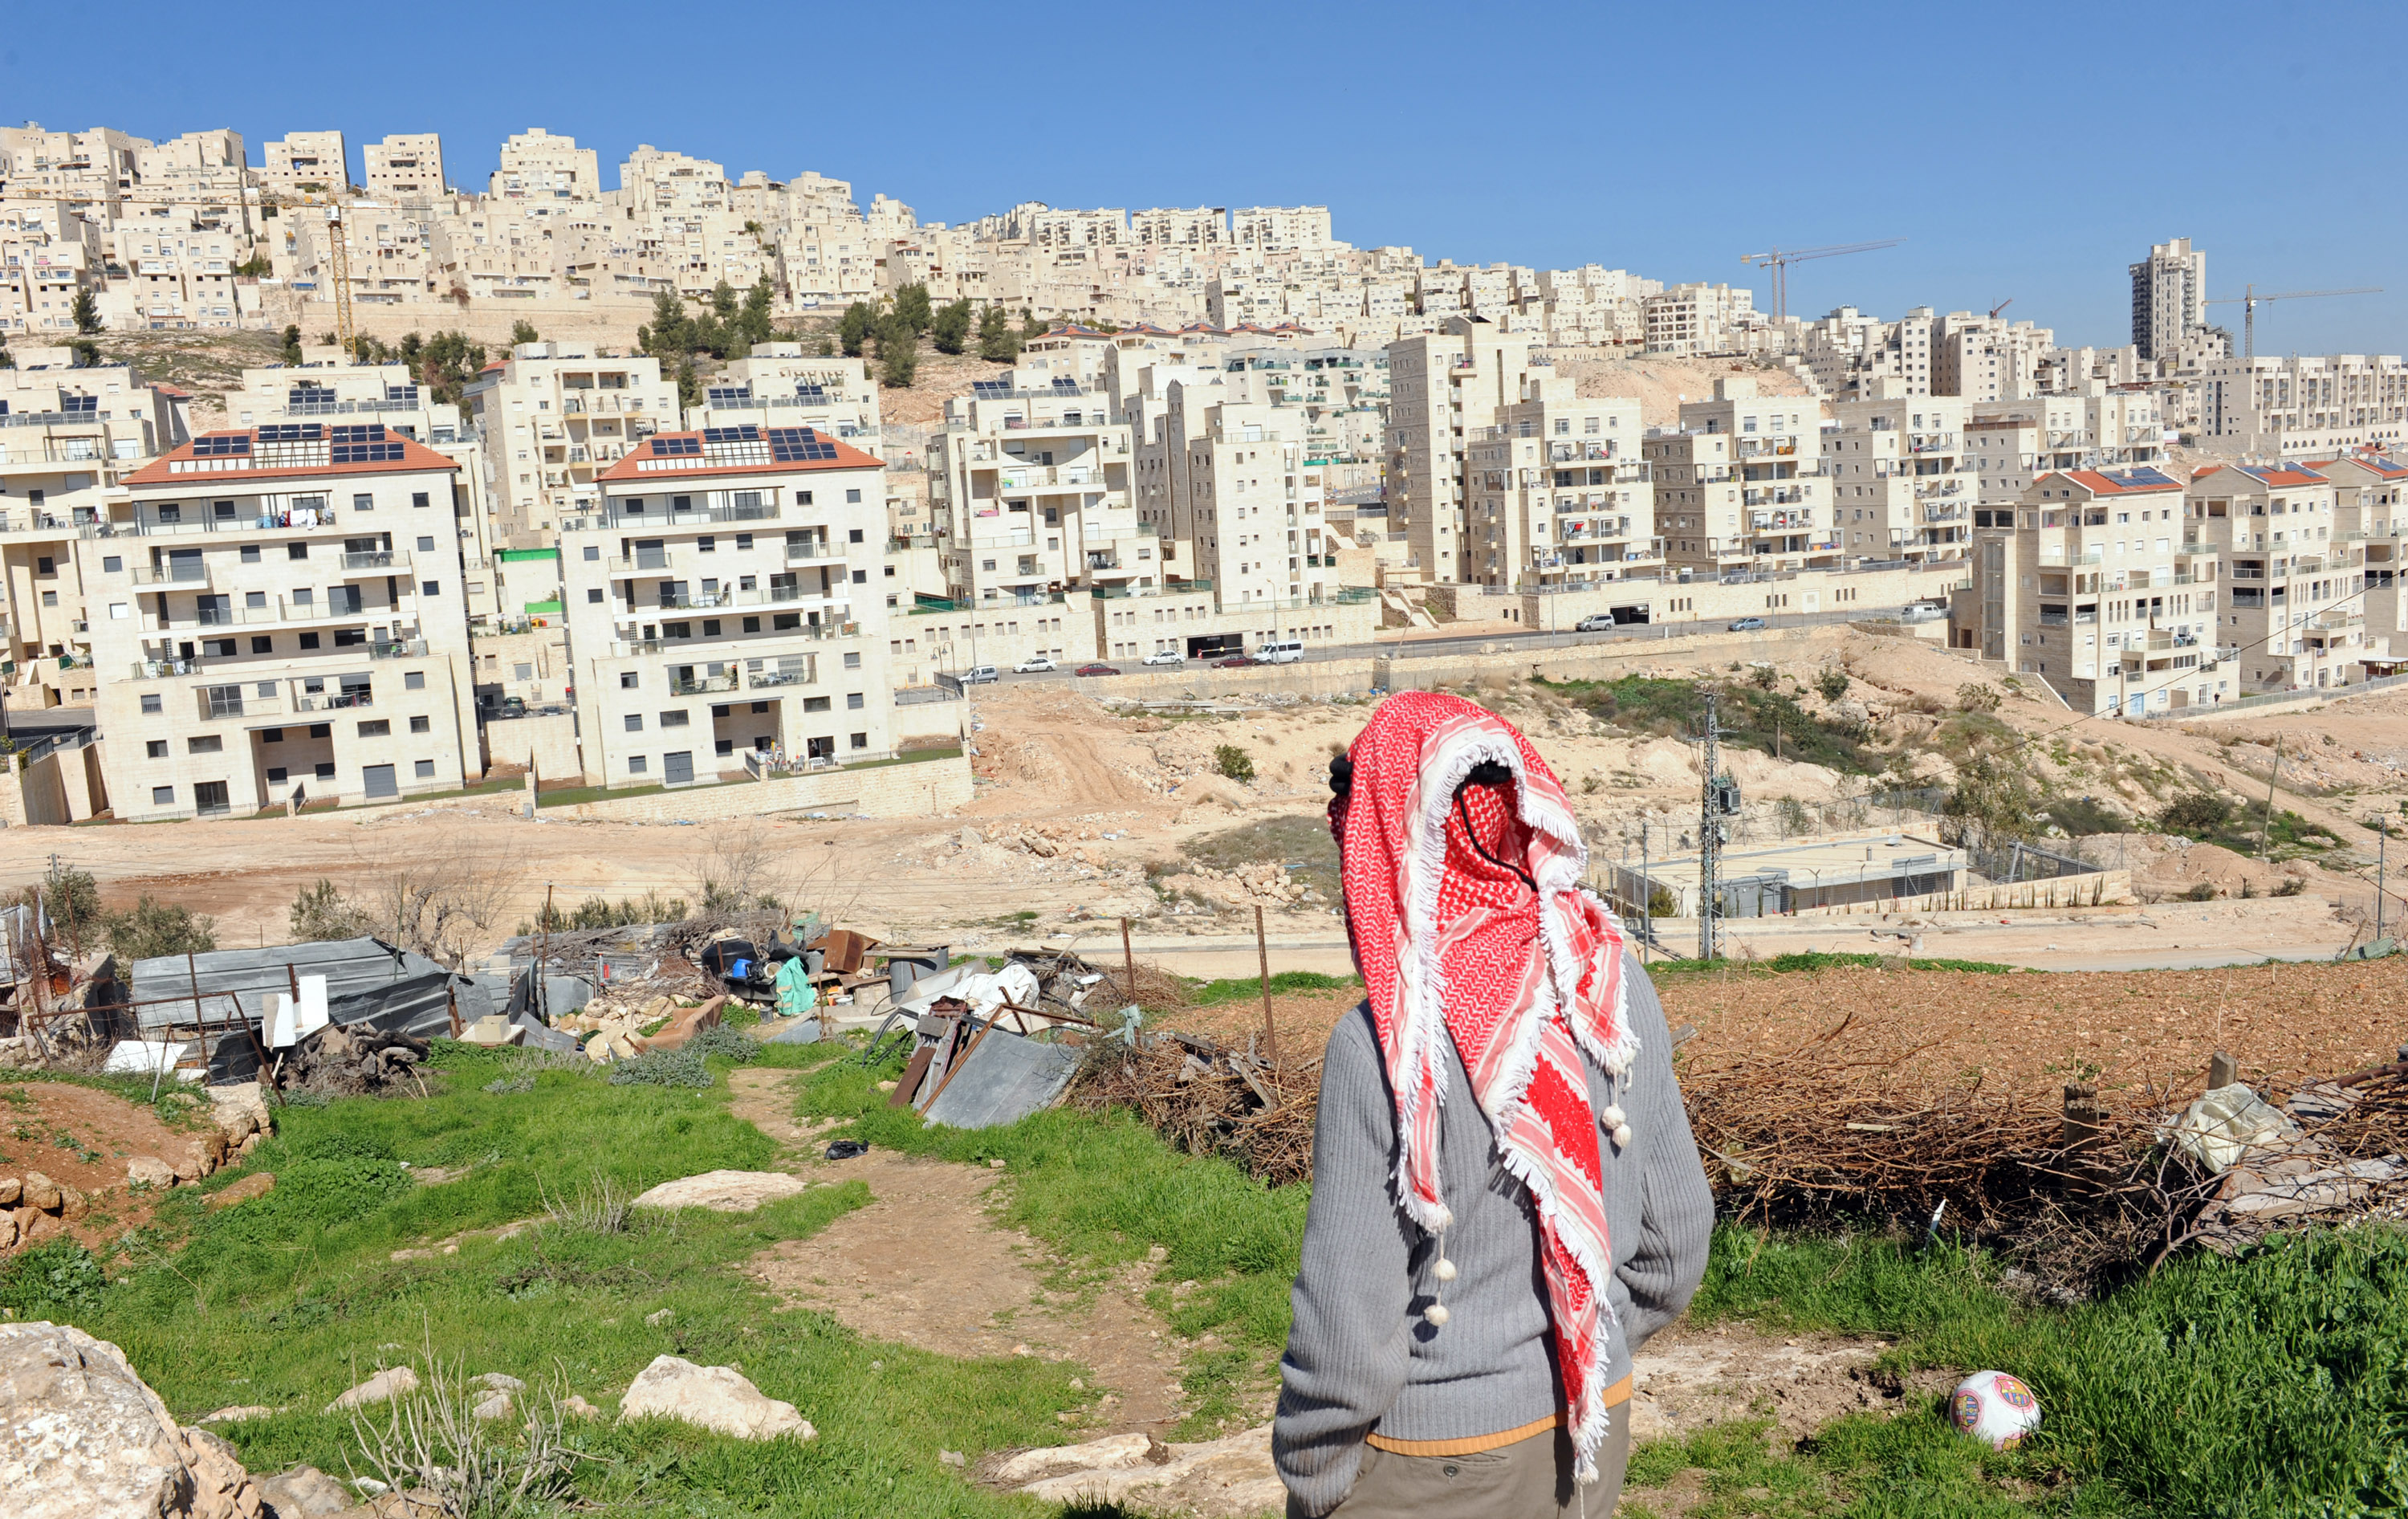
1190, 969, 1360, 1006
1647, 951, 2017, 978
1537, 674, 1879, 774
0, 1044, 1096, 1517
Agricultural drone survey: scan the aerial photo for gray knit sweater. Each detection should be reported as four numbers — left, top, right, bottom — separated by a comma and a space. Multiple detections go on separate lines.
1271, 955, 1714, 1516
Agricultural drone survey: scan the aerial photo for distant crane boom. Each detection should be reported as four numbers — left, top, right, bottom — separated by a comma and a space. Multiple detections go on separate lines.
1990, 297, 2014, 320
1739, 238, 1904, 323
2205, 283, 2383, 360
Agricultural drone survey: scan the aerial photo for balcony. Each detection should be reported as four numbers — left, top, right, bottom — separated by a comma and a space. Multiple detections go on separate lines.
610, 552, 675, 572
132, 561, 212, 586
340, 549, 409, 572
2037, 548, 2103, 566
367, 637, 429, 660
746, 666, 815, 689
785, 542, 844, 566
669, 671, 739, 695
197, 690, 283, 722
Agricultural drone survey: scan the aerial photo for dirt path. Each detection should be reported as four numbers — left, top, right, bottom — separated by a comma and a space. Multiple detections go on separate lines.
724, 1067, 1190, 1431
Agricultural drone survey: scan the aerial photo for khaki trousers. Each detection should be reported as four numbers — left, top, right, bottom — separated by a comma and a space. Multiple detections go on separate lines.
1297, 1415, 1632, 1518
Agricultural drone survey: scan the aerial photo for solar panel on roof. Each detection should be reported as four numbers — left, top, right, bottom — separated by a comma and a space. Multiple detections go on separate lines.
793, 384, 828, 402
701, 425, 762, 444
1051, 377, 1080, 390
653, 436, 702, 456
192, 435, 251, 457
330, 424, 386, 444
256, 423, 323, 442
768, 426, 838, 462
706, 386, 752, 404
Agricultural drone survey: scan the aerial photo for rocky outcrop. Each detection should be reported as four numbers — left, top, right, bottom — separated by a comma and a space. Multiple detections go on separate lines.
617, 1355, 813, 1440
323, 1365, 418, 1413
630, 1171, 809, 1213
998, 1424, 1282, 1516
0, 1321, 267, 1519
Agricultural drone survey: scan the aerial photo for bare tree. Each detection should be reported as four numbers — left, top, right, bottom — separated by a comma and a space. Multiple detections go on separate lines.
356, 829, 525, 967
687, 819, 859, 927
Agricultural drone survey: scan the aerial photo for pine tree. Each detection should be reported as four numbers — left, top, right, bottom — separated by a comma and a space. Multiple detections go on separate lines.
978, 304, 1022, 363
930, 299, 974, 355
839, 302, 874, 357
893, 283, 933, 336
71, 288, 100, 335
711, 279, 739, 320
510, 319, 539, 346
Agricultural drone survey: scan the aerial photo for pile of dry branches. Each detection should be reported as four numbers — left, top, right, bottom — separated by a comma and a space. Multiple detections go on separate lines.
1075, 1035, 1318, 1186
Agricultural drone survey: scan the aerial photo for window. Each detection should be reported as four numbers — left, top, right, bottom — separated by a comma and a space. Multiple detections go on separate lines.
702, 619, 722, 637
628, 755, 649, 774
353, 493, 373, 512
734, 534, 753, 551
665, 621, 692, 638
334, 629, 366, 646
412, 491, 430, 509
660, 711, 690, 727
153, 786, 175, 806
851, 569, 867, 583
843, 651, 861, 669
266, 768, 288, 784
847, 692, 865, 710
146, 739, 168, 759
846, 489, 862, 504
848, 527, 864, 543
773, 613, 800, 630
188, 735, 222, 754
262, 729, 283, 743
417, 536, 435, 552
851, 732, 869, 750
584, 544, 601, 560
251, 636, 273, 654
619, 672, 638, 689
421, 580, 440, 597
795, 490, 813, 506
288, 542, 308, 559
742, 616, 760, 633
803, 695, 832, 712
140, 694, 163, 715
698, 536, 716, 553
403, 670, 426, 690
358, 719, 391, 737
299, 631, 320, 650
414, 760, 436, 778
309, 723, 330, 739
409, 715, 430, 735
587, 588, 605, 603
103, 555, 122, 572
241, 544, 262, 563
624, 714, 644, 731
314, 761, 336, 780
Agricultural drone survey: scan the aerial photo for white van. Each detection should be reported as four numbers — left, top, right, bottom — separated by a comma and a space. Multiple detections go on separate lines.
1258, 637, 1304, 664
958, 665, 999, 685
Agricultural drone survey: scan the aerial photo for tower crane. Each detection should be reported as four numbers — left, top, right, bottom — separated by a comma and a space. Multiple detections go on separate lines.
325, 206, 356, 359
1989, 297, 2014, 320
1739, 238, 1903, 324
2206, 283, 2382, 360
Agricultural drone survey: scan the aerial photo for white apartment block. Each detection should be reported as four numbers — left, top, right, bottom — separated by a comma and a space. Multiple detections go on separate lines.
1963, 389, 2166, 505
1961, 466, 2223, 715
2130, 237, 2207, 363
1462, 385, 1653, 592
560, 425, 893, 784
0, 202, 104, 334
1827, 390, 1974, 564
0, 360, 185, 707
929, 374, 1150, 611
1642, 283, 1761, 356
2306, 451, 2408, 660
2188, 462, 2373, 694
1385, 320, 1548, 582
103, 423, 479, 819
1934, 310, 2056, 401
1800, 307, 1936, 401
285, 204, 438, 305
361, 134, 445, 200
464, 345, 681, 547
2194, 354, 2408, 458
616, 147, 732, 216
259, 132, 348, 196
687, 348, 881, 450
1232, 207, 1335, 252
103, 220, 248, 328
490, 129, 600, 206
1133, 207, 1229, 247
1151, 387, 1338, 610
1654, 377, 1834, 575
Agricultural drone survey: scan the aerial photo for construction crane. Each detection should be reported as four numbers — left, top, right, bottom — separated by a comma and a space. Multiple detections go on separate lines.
1989, 297, 2014, 320
1739, 238, 1903, 324
2206, 283, 2383, 360
325, 207, 356, 359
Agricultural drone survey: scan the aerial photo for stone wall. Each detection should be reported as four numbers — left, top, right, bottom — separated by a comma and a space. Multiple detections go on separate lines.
545, 753, 970, 824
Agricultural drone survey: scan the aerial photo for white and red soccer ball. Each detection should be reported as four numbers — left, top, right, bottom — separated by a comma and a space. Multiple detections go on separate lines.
1950, 1370, 2041, 1450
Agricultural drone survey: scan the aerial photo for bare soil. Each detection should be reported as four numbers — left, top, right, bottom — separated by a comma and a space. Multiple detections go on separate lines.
2, 1083, 214, 1249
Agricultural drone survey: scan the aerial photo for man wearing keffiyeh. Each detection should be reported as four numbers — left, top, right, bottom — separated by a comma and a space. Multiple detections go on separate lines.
1273, 692, 1714, 1517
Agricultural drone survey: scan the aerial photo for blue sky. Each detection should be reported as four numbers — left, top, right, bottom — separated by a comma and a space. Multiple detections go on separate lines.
8, 0, 2402, 353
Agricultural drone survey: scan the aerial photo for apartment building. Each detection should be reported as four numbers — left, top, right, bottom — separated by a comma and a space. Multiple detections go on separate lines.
490, 128, 600, 206
361, 134, 445, 200
1232, 207, 1335, 252
1461, 384, 1651, 591
1654, 377, 1834, 575
1827, 390, 1974, 564
559, 425, 893, 784
1963, 466, 2222, 715
2187, 462, 2371, 694
1964, 389, 2166, 503
686, 348, 881, 450
1385, 320, 1544, 581
100, 423, 478, 819
1933, 310, 2056, 401
464, 345, 681, 546
259, 132, 348, 196
0, 202, 104, 334
2194, 354, 2408, 458
2307, 452, 2408, 656
1133, 207, 1228, 247
2130, 238, 2207, 362
1642, 283, 1760, 356
1156, 389, 1336, 609
0, 360, 185, 706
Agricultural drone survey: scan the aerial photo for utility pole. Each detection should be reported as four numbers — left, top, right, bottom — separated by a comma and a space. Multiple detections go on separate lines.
2258, 736, 2284, 859
1698, 691, 1720, 963
2378, 822, 2388, 945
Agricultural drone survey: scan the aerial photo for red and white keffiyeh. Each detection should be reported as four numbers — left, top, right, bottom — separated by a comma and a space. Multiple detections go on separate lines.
1328, 691, 1635, 1481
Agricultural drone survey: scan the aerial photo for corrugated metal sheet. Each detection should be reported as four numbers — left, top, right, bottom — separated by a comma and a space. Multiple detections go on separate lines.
205, 969, 466, 1082
132, 937, 451, 1034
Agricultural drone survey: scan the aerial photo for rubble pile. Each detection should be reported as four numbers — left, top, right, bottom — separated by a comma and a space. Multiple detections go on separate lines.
278, 1023, 431, 1097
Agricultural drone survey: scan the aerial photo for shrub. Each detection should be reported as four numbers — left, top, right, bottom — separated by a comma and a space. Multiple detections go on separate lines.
108, 895, 217, 959
1646, 885, 1678, 920
290, 878, 371, 942
2160, 790, 2235, 839
608, 1048, 712, 1088
0, 1240, 106, 1319
684, 1024, 760, 1063
2183, 880, 2219, 902
1815, 668, 1850, 702
2272, 876, 2306, 897
1213, 745, 1255, 783
1957, 682, 2003, 714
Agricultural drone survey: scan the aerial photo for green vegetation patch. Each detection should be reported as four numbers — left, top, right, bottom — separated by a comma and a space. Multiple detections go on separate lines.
1536, 674, 1878, 774
1180, 812, 1340, 902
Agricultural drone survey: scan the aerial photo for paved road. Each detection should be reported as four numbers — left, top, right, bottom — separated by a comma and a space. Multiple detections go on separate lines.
972, 607, 1904, 687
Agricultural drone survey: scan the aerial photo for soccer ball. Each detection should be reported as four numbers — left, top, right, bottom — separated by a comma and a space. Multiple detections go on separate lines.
1950, 1370, 2040, 1450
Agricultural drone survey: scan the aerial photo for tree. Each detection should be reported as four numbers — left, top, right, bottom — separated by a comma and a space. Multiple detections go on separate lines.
22, 860, 101, 955
1815, 668, 1850, 702
2159, 791, 2235, 840
1020, 310, 1048, 338
877, 315, 917, 388
71, 340, 100, 368
815, 335, 836, 357
71, 288, 100, 335
289, 879, 372, 942
676, 360, 702, 413
711, 279, 739, 320
638, 287, 691, 362
738, 275, 776, 346
108, 897, 217, 960
281, 324, 303, 365
510, 319, 539, 347
838, 302, 874, 358
930, 299, 974, 355
892, 283, 933, 336
978, 304, 1021, 363
1942, 749, 2038, 852
416, 330, 486, 406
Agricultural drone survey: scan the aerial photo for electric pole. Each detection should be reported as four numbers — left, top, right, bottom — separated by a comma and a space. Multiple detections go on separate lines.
1698, 691, 1720, 963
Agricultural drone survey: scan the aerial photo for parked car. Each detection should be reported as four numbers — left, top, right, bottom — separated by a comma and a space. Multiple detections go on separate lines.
1898, 603, 1946, 624
1014, 655, 1058, 674
1258, 637, 1304, 664
1214, 654, 1263, 669
498, 695, 528, 719
958, 665, 999, 685
1575, 613, 1617, 633
1141, 649, 1185, 666
1727, 616, 1768, 632
1075, 663, 1121, 677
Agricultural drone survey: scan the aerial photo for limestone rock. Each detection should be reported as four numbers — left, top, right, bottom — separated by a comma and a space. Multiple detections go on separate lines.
197, 1405, 278, 1425
21, 1172, 62, 1212
617, 1355, 812, 1440
0, 1176, 20, 1206
630, 1171, 808, 1213
1011, 1423, 1281, 1516
205, 1174, 275, 1212
562, 1395, 602, 1419
254, 1465, 350, 1519
0, 1210, 18, 1249
323, 1366, 418, 1413
55, 1183, 87, 1222
470, 1373, 523, 1393
0, 1320, 268, 1519
128, 1157, 177, 1190
471, 1391, 511, 1421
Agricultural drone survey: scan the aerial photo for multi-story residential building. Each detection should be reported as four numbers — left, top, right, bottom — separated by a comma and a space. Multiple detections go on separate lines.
361, 134, 445, 200
1231, 207, 1335, 252
1654, 377, 1834, 575
259, 132, 348, 197
1933, 310, 2056, 401
2187, 461, 2373, 694
1154, 389, 1337, 609
2194, 354, 2408, 458
929, 371, 1149, 612
0, 125, 146, 216
0, 360, 185, 707
0, 201, 104, 335
559, 424, 893, 784
105, 222, 248, 328
1827, 390, 1974, 564
464, 344, 681, 547
100, 422, 479, 818
1642, 283, 1761, 356
1961, 465, 2222, 714
1385, 320, 1545, 582
1462, 385, 1653, 591
490, 128, 600, 207
2130, 237, 2207, 362
1964, 389, 2166, 503
2307, 451, 2408, 654
686, 348, 881, 450
1133, 207, 1228, 247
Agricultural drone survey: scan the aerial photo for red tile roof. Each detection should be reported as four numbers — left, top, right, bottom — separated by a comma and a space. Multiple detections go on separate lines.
124, 426, 460, 487
595, 425, 881, 483
2054, 466, 2182, 496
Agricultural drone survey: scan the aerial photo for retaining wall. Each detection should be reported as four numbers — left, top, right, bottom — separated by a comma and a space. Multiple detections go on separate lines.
545, 753, 971, 824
